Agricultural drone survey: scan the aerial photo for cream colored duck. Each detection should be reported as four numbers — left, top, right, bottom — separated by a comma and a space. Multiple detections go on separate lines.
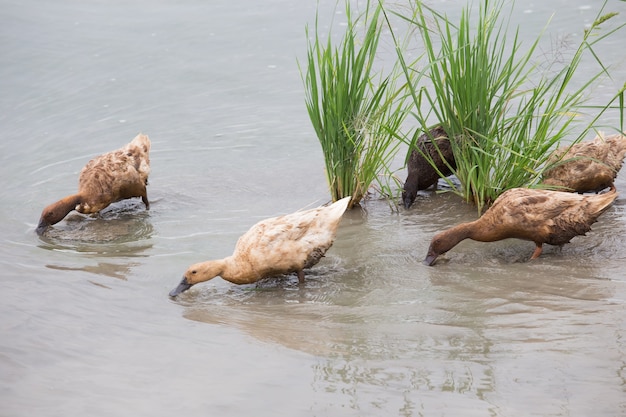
36, 133, 151, 234
169, 196, 351, 297
542, 132, 626, 193
424, 187, 617, 266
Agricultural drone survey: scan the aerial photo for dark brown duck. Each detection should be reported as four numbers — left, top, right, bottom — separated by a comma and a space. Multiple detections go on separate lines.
402, 126, 456, 209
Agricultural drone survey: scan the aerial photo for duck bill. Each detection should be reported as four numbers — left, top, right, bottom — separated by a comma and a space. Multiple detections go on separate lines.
402, 193, 414, 210
423, 253, 438, 266
35, 219, 49, 236
169, 276, 193, 297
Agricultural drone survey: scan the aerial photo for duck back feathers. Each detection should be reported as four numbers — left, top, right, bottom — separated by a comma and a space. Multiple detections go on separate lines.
237, 196, 350, 273
542, 133, 626, 192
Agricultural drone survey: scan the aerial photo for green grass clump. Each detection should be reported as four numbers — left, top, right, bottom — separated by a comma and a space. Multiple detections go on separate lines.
387, 0, 624, 212
301, 1, 410, 207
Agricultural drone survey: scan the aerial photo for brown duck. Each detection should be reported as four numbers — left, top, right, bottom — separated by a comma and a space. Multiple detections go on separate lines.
402, 126, 456, 209
36, 133, 151, 234
542, 132, 626, 193
169, 197, 351, 297
424, 187, 617, 266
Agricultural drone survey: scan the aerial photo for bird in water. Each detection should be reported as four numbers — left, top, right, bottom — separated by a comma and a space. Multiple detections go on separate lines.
169, 196, 352, 297
424, 187, 618, 266
36, 133, 151, 235
402, 126, 456, 209
541, 132, 626, 193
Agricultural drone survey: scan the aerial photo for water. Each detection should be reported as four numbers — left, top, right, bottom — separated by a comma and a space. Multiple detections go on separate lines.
1, 0, 625, 416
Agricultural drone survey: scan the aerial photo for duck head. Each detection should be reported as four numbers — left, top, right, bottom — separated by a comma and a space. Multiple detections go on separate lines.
423, 240, 443, 266
402, 188, 417, 210
36, 215, 52, 235
401, 176, 419, 209
36, 195, 81, 235
169, 260, 224, 297
423, 227, 469, 266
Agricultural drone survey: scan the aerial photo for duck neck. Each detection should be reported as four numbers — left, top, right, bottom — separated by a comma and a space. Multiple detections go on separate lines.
461, 219, 495, 243
216, 257, 241, 283
54, 194, 82, 220
220, 256, 262, 284
37, 194, 82, 233
447, 222, 476, 244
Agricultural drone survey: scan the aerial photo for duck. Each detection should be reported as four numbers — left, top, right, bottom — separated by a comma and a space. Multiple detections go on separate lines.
541, 132, 626, 193
402, 125, 456, 209
36, 133, 151, 235
169, 196, 351, 297
424, 186, 617, 266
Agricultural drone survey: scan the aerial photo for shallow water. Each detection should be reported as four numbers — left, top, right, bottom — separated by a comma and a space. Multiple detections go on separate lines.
1, 0, 626, 416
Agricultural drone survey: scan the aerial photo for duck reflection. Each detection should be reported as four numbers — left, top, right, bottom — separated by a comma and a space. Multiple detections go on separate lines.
181, 289, 497, 414
46, 261, 139, 280
38, 202, 153, 282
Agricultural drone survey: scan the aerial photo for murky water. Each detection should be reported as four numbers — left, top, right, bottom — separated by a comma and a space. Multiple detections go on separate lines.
1, 0, 625, 416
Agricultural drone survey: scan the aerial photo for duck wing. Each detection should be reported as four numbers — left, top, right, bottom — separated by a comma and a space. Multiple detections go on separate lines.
546, 189, 617, 245
482, 189, 559, 242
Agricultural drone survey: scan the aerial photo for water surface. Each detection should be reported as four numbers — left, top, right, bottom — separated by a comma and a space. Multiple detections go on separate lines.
1, 1, 625, 416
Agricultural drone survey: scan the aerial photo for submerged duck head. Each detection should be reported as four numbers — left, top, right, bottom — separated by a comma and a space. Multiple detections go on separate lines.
36, 209, 55, 235
423, 227, 468, 266
423, 237, 445, 266
401, 188, 417, 210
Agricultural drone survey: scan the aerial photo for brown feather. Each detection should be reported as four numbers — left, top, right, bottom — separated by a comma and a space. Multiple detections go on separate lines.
36, 133, 151, 234
424, 187, 618, 265
542, 133, 626, 192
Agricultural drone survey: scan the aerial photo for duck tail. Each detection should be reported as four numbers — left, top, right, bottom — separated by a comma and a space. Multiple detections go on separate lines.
129, 133, 151, 153
593, 185, 619, 215
329, 196, 352, 217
